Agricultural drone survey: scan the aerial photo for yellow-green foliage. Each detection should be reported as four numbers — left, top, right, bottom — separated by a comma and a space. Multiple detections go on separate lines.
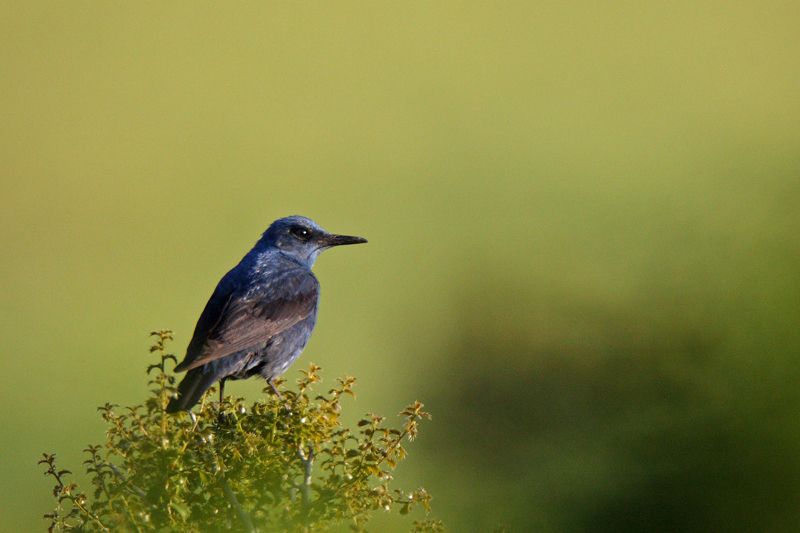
40, 330, 443, 533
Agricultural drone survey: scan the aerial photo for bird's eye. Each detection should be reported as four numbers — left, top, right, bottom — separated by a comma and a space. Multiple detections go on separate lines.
290, 226, 311, 240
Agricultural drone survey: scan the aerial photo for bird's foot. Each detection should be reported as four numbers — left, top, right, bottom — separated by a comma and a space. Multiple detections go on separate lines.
215, 397, 234, 425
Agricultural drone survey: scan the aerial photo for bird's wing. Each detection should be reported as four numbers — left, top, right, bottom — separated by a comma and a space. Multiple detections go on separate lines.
174, 268, 319, 373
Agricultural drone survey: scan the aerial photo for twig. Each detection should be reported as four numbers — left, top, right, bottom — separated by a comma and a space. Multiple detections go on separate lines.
40, 454, 110, 532
107, 462, 146, 499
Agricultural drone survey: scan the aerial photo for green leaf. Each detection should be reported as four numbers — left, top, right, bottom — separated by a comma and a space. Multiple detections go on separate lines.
170, 500, 190, 521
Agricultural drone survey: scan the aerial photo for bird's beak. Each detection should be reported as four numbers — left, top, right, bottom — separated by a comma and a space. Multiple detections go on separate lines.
323, 233, 368, 247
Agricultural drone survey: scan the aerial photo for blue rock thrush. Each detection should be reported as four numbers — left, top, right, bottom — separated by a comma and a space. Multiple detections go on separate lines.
166, 216, 366, 412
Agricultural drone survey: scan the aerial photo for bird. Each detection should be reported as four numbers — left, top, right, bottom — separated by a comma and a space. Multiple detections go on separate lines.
166, 215, 367, 413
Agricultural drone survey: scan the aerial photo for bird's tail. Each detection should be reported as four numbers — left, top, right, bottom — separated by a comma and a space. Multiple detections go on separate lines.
166, 368, 217, 413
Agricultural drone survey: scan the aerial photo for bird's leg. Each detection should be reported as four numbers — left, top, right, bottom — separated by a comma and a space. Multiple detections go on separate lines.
216, 379, 228, 425
267, 377, 283, 400
219, 378, 226, 406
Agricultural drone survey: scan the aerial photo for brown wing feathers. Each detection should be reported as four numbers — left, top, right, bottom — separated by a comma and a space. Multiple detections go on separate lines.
175, 269, 318, 372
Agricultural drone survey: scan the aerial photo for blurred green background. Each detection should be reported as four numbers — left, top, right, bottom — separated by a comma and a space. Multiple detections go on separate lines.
2, 2, 799, 531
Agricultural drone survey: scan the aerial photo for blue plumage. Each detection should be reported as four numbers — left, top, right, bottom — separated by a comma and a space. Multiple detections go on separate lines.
167, 216, 366, 412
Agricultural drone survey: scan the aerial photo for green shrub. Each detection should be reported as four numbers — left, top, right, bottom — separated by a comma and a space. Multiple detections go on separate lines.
40, 330, 443, 532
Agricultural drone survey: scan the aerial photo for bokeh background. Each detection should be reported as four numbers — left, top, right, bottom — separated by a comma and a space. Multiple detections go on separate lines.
2, 2, 799, 531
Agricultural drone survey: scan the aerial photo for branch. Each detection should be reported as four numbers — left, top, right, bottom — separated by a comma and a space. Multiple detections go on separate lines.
221, 477, 255, 533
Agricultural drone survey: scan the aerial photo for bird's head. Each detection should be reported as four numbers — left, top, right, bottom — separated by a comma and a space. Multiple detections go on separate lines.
258, 215, 367, 267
